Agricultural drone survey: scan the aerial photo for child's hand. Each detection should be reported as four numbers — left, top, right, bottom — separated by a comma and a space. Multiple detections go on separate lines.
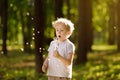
42, 63, 47, 72
53, 50, 60, 58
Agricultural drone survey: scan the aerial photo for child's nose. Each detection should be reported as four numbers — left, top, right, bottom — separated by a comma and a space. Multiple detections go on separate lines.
58, 31, 61, 34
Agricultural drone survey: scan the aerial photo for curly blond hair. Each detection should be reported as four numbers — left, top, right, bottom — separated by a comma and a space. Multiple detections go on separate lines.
52, 18, 74, 35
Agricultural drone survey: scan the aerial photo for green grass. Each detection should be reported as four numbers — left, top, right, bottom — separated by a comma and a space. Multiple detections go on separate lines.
73, 52, 120, 80
0, 45, 120, 80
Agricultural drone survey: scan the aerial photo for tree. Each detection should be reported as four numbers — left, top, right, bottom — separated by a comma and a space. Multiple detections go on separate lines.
1, 0, 8, 55
54, 0, 64, 18
34, 0, 45, 76
19, 0, 33, 53
117, 0, 120, 51
0, 1, 2, 16
66, 0, 71, 19
76, 0, 93, 64
108, 1, 116, 45
24, 0, 33, 53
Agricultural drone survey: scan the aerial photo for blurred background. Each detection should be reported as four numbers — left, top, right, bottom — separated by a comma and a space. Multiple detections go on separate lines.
0, 0, 120, 80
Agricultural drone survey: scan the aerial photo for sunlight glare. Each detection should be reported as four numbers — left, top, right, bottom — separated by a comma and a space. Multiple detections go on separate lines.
43, 48, 45, 51
20, 48, 24, 52
43, 54, 45, 58
10, 3, 13, 7
1, 51, 4, 54
26, 12, 30, 16
30, 45, 33, 47
32, 37, 35, 40
32, 28, 35, 31
31, 17, 34, 20
113, 26, 116, 30
19, 27, 22, 30
33, 33, 35, 36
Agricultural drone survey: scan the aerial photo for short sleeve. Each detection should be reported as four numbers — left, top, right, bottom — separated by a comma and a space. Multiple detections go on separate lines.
67, 43, 75, 54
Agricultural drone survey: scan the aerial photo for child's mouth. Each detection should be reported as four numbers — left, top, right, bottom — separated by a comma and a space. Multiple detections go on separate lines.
58, 35, 61, 38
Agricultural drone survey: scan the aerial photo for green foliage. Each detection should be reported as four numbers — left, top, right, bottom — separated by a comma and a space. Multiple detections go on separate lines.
44, 27, 54, 39
92, 0, 111, 44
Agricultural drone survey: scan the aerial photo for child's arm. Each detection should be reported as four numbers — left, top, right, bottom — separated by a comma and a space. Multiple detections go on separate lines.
42, 55, 49, 72
54, 50, 74, 66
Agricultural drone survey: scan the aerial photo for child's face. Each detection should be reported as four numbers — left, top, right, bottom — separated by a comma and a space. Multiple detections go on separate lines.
55, 24, 70, 41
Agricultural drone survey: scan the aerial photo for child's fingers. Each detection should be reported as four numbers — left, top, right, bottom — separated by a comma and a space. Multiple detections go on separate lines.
42, 65, 46, 72
53, 50, 60, 58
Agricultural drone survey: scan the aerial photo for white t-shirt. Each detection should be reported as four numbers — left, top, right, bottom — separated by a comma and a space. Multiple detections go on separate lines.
47, 39, 75, 78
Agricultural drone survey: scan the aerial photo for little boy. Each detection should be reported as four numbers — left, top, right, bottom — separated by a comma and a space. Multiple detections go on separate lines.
42, 18, 75, 80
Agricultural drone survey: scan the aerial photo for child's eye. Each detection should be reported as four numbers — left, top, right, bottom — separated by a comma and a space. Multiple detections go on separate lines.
56, 30, 59, 32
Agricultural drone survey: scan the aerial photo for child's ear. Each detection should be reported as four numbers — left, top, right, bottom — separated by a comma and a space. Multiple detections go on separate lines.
67, 31, 71, 35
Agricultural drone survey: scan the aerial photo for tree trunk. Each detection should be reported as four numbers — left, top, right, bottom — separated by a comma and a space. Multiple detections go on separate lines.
0, 1, 2, 16
34, 0, 45, 76
66, 0, 70, 19
117, 0, 120, 51
76, 0, 93, 64
54, 0, 64, 19
1, 0, 8, 55
20, 9, 32, 53
108, 3, 116, 45
20, 9, 26, 51
26, 11, 32, 53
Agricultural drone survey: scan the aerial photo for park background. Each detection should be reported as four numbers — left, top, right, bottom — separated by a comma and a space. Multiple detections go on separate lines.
0, 0, 120, 80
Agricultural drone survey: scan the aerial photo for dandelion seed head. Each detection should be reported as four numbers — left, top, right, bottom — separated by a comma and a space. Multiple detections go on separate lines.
37, 31, 40, 33
26, 42, 29, 45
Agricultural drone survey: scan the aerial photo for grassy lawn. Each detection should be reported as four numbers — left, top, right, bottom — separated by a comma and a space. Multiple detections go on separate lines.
0, 45, 120, 80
